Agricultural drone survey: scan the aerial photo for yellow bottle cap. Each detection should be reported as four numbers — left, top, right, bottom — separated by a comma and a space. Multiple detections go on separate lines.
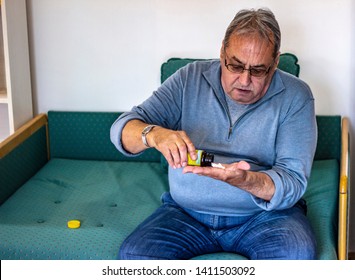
67, 220, 81, 229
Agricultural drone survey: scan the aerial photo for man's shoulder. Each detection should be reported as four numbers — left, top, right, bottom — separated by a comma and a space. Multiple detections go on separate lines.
273, 69, 314, 102
275, 69, 311, 92
183, 59, 220, 71
276, 69, 307, 85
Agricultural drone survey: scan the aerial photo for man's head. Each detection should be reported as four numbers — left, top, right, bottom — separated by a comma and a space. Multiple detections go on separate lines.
220, 8, 281, 104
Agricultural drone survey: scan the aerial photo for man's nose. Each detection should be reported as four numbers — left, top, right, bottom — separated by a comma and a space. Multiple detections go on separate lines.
238, 69, 252, 86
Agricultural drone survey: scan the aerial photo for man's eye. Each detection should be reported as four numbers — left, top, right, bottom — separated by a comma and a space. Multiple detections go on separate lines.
250, 68, 267, 76
230, 65, 244, 72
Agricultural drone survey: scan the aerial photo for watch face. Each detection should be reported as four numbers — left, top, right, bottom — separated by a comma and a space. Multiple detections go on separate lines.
143, 125, 154, 134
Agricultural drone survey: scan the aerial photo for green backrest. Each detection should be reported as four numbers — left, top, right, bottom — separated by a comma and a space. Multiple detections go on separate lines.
314, 116, 341, 161
160, 53, 300, 83
0, 126, 48, 205
48, 111, 161, 162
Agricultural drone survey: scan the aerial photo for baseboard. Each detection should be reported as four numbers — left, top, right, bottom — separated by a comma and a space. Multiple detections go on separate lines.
348, 252, 355, 260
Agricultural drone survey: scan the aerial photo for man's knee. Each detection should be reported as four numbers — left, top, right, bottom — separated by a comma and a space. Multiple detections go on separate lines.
117, 240, 132, 260
290, 232, 317, 260
276, 227, 317, 260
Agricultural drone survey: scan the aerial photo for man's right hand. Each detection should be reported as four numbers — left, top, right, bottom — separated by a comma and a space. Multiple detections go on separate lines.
122, 120, 197, 169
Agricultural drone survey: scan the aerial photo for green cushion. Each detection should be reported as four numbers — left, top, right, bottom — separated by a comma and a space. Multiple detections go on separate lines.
160, 53, 299, 83
48, 111, 161, 162
0, 159, 338, 260
0, 158, 168, 260
303, 159, 339, 260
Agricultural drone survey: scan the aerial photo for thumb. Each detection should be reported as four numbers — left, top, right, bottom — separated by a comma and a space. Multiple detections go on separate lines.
237, 161, 251, 170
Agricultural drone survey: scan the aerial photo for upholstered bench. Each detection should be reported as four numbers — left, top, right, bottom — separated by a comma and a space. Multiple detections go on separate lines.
0, 111, 349, 260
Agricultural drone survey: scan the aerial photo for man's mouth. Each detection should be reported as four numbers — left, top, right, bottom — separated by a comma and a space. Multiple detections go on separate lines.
236, 87, 252, 94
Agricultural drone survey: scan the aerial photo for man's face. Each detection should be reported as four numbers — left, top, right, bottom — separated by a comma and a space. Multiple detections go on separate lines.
220, 34, 279, 104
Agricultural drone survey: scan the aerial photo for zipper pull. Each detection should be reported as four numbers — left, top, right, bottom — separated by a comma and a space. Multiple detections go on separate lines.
228, 126, 233, 138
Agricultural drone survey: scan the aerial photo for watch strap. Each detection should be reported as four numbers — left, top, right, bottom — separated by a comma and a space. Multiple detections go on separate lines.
141, 125, 156, 147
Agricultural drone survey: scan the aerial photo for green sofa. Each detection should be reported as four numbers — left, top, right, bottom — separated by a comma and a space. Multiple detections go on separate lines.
0, 56, 350, 260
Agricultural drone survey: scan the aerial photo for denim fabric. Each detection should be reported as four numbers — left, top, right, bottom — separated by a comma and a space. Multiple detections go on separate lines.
119, 193, 317, 260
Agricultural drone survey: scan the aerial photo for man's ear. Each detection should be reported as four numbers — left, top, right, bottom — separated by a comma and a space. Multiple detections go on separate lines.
274, 51, 281, 68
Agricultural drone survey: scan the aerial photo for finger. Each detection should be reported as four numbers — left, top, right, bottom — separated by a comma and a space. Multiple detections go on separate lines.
160, 143, 181, 169
186, 143, 197, 162
237, 161, 251, 170
177, 143, 188, 167
169, 144, 183, 169
178, 132, 196, 165
162, 149, 175, 168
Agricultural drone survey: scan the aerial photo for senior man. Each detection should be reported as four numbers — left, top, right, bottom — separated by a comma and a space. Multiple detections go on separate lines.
111, 8, 317, 260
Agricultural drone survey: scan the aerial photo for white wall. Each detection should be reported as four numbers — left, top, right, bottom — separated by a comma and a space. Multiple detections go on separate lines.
26, 0, 355, 253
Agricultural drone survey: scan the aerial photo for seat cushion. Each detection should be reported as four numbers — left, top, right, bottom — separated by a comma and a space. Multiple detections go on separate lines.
302, 159, 339, 260
0, 158, 168, 259
0, 159, 338, 260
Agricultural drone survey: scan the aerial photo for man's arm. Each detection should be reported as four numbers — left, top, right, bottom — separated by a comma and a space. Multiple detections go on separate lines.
121, 119, 197, 169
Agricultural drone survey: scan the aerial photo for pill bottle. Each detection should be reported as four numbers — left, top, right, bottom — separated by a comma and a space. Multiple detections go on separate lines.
187, 150, 214, 167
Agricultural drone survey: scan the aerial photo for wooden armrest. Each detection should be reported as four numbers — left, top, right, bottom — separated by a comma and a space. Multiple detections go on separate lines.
0, 114, 48, 159
338, 117, 349, 260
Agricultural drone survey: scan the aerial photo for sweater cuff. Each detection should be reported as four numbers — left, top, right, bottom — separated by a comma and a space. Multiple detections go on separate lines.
250, 169, 284, 210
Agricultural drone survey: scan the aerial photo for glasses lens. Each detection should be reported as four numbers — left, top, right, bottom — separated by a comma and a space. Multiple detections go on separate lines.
250, 68, 267, 77
225, 54, 272, 77
227, 64, 245, 74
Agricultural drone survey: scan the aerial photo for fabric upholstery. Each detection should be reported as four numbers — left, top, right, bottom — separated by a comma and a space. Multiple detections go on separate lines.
303, 159, 339, 260
0, 157, 338, 260
0, 127, 48, 205
48, 111, 161, 162
0, 159, 168, 259
314, 116, 341, 161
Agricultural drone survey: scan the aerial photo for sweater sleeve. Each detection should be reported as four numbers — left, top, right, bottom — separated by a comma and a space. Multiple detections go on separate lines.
251, 93, 317, 211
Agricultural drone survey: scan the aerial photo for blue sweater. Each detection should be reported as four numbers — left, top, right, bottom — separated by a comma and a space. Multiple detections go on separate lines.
110, 60, 317, 216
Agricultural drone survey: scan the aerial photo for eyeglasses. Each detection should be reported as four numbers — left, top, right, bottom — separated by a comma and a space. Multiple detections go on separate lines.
224, 51, 274, 78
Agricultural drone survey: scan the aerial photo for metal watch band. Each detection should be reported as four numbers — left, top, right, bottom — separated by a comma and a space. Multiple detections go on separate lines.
141, 125, 156, 147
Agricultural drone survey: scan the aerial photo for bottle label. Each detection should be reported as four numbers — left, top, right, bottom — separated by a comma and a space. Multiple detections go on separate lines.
187, 150, 203, 166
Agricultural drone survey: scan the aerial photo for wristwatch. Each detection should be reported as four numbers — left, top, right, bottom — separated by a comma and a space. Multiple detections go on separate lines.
141, 125, 156, 147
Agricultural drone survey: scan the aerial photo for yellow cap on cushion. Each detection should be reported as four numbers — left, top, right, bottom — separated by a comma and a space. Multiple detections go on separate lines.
67, 220, 81, 229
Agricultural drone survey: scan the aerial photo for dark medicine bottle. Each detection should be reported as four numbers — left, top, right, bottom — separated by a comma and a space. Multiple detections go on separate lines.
187, 150, 214, 167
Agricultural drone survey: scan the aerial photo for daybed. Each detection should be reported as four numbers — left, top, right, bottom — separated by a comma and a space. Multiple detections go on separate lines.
0, 55, 350, 260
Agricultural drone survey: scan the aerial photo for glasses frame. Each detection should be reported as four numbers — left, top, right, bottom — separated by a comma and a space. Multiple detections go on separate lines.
224, 49, 275, 78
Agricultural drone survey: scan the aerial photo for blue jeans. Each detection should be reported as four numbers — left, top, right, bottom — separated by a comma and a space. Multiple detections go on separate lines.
119, 192, 317, 260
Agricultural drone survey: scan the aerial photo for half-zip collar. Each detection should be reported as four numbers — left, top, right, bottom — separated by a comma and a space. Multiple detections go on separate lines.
202, 61, 286, 139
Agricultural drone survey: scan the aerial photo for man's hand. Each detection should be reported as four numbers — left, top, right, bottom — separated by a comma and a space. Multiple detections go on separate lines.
183, 161, 275, 201
121, 119, 197, 169
183, 161, 251, 182
148, 126, 197, 169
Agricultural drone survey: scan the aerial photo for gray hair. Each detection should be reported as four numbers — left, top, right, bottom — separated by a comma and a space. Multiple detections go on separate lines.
223, 8, 281, 58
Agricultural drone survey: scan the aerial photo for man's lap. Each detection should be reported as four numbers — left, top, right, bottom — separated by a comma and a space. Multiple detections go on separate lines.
119, 192, 316, 260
